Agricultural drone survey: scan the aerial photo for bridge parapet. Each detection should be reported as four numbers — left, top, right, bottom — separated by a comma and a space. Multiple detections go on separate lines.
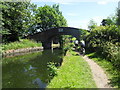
27, 27, 81, 49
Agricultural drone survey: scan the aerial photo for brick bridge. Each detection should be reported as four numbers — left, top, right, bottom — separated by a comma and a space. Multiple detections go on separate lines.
27, 27, 82, 49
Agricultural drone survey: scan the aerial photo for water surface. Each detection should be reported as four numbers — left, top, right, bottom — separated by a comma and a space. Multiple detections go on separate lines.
2, 49, 63, 88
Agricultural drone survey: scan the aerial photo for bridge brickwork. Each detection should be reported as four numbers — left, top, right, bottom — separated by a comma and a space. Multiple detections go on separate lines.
27, 27, 81, 49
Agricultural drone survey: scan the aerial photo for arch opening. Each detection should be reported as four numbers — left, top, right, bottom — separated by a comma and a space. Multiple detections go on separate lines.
27, 27, 82, 50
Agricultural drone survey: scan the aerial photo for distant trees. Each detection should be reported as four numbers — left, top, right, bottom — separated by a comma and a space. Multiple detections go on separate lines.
101, 8, 120, 26
116, 8, 120, 25
88, 19, 97, 31
101, 16, 117, 26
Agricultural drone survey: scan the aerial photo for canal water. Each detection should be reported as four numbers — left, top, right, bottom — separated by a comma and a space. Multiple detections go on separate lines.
2, 49, 63, 88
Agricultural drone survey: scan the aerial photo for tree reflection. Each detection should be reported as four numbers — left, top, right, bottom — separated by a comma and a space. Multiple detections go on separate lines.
2, 49, 63, 88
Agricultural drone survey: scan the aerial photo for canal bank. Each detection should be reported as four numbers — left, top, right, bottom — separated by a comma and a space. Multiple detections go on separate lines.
2, 47, 43, 57
2, 39, 60, 57
1, 39, 42, 57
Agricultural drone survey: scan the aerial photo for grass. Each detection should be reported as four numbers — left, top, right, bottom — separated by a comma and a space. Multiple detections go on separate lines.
86, 52, 119, 88
2, 39, 42, 52
47, 50, 97, 88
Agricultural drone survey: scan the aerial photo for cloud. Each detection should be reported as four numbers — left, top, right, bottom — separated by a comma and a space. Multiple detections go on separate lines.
31, 0, 119, 3
79, 20, 89, 29
97, 0, 119, 5
97, 1, 108, 5
31, 0, 119, 5
67, 13, 78, 16
67, 19, 89, 29
60, 2, 72, 5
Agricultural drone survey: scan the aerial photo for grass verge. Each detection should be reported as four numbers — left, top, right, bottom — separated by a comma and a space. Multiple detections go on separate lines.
1, 39, 42, 52
47, 50, 96, 88
86, 52, 119, 88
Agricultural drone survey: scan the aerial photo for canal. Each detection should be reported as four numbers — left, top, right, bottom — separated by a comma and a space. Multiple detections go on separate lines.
2, 49, 63, 88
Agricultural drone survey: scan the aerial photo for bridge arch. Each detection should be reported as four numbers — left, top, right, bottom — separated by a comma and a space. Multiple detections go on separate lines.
27, 27, 82, 49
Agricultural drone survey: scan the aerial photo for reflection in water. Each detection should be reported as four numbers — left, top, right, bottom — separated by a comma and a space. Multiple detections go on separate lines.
2, 49, 63, 88
33, 78, 46, 88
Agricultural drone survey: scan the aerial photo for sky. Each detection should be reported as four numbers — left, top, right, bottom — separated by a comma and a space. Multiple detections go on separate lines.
31, 0, 120, 29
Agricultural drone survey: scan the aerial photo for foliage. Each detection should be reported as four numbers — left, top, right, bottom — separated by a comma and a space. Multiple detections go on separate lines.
86, 16, 120, 87
106, 15, 117, 25
47, 51, 96, 88
2, 39, 42, 51
86, 25, 120, 70
34, 4, 67, 32
99, 42, 120, 69
61, 29, 88, 55
47, 62, 58, 79
86, 25, 120, 48
116, 8, 120, 25
1, 1, 37, 42
61, 35, 74, 55
1, 2, 67, 43
88, 19, 97, 31
79, 29, 90, 40
101, 16, 117, 26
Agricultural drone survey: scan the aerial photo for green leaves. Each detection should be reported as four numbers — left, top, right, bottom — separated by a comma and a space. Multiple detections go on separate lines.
2, 1, 37, 42
86, 25, 120, 71
34, 4, 67, 31
88, 19, 97, 31
116, 8, 120, 25
2, 2, 67, 43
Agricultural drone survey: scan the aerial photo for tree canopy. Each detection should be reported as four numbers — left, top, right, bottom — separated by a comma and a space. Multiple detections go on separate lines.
1, 1, 37, 42
1, 1, 67, 43
116, 8, 120, 25
34, 4, 67, 32
88, 19, 97, 31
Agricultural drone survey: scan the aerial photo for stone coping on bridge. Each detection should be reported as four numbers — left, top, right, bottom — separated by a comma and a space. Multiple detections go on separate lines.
2, 47, 43, 57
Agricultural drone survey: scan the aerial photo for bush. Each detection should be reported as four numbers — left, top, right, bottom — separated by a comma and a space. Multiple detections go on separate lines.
61, 35, 74, 55
86, 25, 120, 49
47, 62, 58, 79
99, 42, 120, 69
86, 25, 120, 70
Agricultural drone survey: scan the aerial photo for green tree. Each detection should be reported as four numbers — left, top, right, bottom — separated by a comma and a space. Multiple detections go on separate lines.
107, 15, 117, 25
101, 15, 117, 26
116, 8, 120, 25
20, 3, 37, 36
88, 19, 97, 31
1, 1, 37, 43
34, 4, 67, 32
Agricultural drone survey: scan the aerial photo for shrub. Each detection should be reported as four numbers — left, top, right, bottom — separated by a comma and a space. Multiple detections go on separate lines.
47, 62, 58, 80
99, 42, 120, 69
61, 35, 74, 55
86, 25, 120, 70
86, 25, 119, 47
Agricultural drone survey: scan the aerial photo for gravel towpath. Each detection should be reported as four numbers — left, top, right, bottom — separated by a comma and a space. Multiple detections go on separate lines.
82, 55, 111, 88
